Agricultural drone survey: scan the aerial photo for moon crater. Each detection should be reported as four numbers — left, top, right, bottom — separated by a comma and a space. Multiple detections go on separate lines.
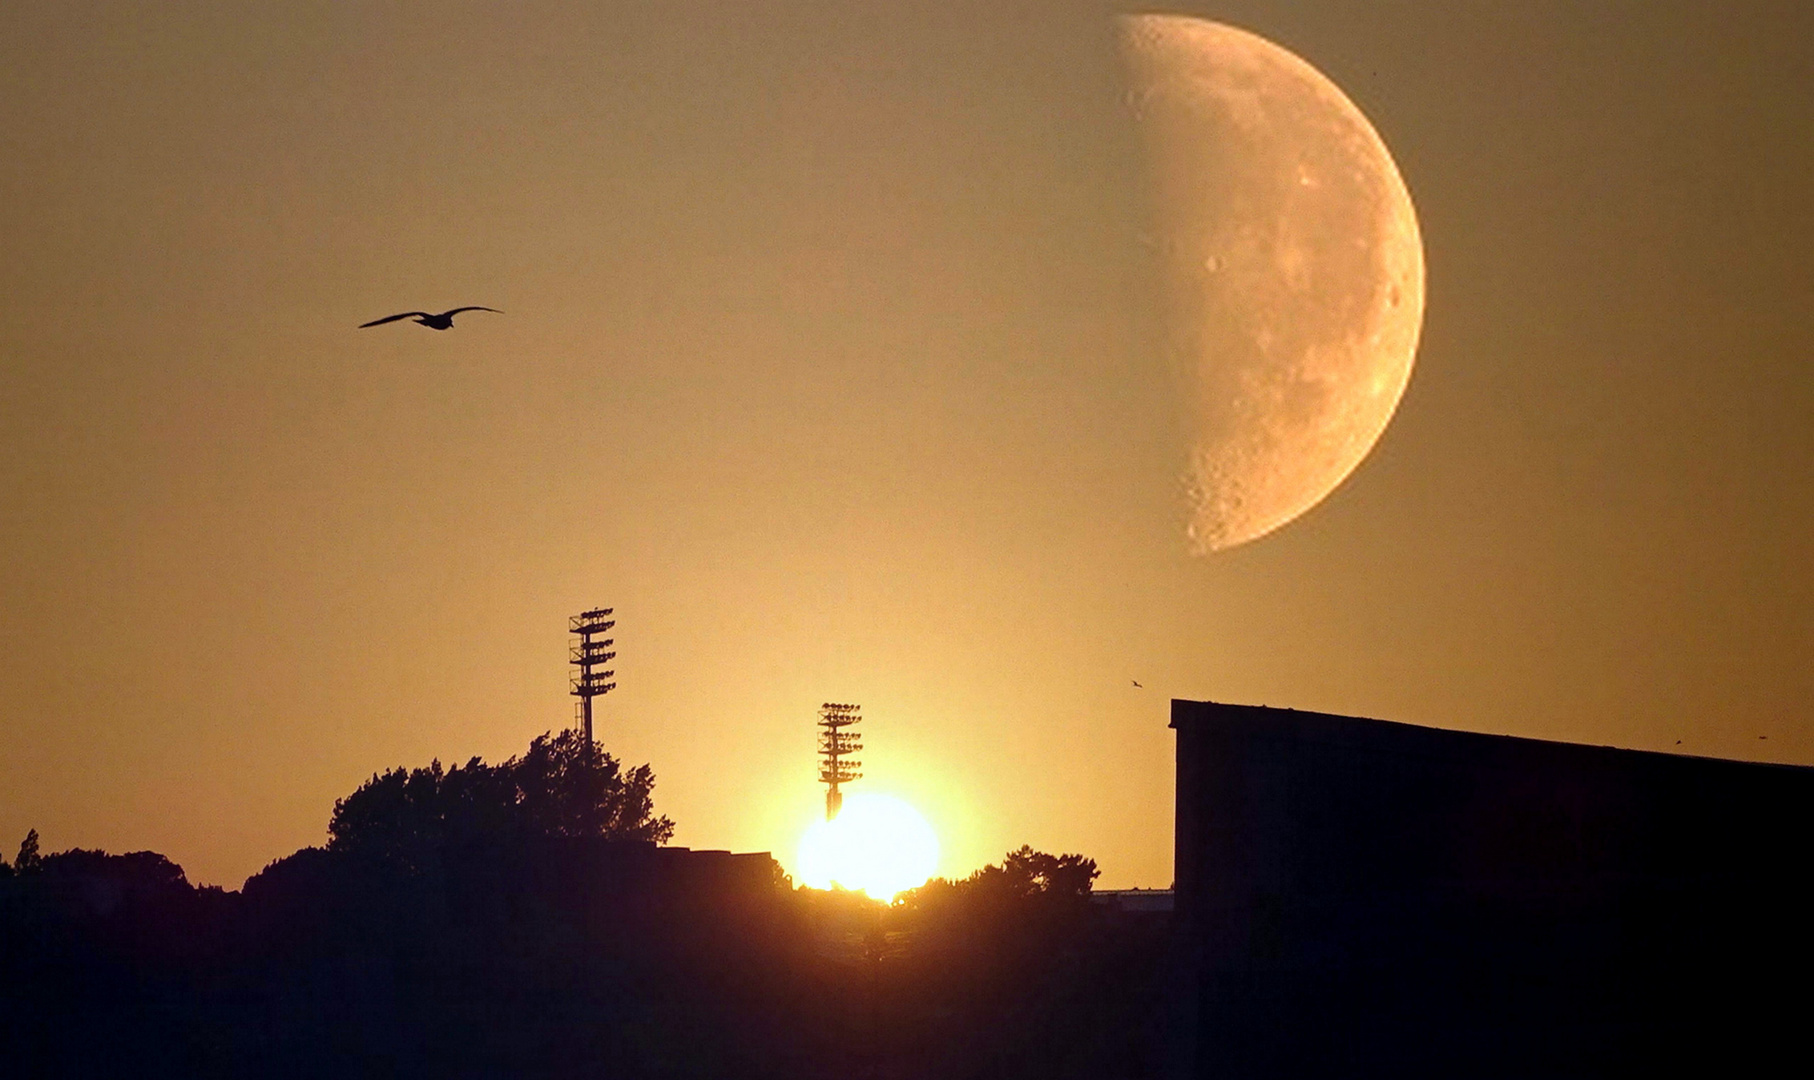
1120, 16, 1425, 552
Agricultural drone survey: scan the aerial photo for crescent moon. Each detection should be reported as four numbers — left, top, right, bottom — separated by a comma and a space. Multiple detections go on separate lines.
1119, 15, 1426, 552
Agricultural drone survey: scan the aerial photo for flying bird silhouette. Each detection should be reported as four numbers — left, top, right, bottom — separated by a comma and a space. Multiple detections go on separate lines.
358, 306, 501, 330
1132, 680, 1143, 689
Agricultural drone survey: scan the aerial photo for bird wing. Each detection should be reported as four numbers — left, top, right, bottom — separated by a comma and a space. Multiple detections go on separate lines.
440, 306, 502, 317
359, 312, 430, 328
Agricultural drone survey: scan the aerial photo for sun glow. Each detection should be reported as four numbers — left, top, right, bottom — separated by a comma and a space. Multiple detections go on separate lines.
795, 793, 940, 900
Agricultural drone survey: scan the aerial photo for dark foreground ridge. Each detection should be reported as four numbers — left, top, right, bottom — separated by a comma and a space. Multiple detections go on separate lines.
1, 731, 1165, 1080
1170, 699, 1814, 1078
13, 704, 1804, 1078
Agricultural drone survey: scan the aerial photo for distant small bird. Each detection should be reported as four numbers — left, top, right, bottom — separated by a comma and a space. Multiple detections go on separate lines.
359, 306, 501, 330
1132, 680, 1143, 689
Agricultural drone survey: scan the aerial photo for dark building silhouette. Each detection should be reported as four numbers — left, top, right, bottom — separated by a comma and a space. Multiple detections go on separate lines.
1169, 698, 1813, 1079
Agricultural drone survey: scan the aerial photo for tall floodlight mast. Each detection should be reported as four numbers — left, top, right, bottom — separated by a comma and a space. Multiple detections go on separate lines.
817, 702, 862, 821
569, 608, 617, 745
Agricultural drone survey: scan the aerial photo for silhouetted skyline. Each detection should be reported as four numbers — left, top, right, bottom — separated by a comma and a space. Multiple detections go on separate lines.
1, 2, 1809, 888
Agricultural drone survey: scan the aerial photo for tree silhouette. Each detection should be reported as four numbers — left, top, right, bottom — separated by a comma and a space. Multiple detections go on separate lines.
1000, 845, 1098, 898
14, 828, 41, 874
327, 730, 674, 867
910, 845, 1099, 906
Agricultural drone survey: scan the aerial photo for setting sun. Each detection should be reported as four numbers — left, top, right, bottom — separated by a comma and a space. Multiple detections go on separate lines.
795, 793, 940, 900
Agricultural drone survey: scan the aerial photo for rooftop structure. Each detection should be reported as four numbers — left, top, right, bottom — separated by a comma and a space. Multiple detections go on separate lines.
1168, 698, 1813, 1078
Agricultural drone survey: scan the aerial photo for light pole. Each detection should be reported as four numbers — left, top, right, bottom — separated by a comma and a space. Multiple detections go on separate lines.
569, 608, 616, 745
817, 702, 862, 821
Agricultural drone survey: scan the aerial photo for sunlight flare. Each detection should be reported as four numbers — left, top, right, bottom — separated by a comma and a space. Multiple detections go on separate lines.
795, 793, 939, 900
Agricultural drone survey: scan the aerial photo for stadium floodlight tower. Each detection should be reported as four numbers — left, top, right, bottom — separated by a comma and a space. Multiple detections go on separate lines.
817, 702, 862, 821
569, 608, 617, 746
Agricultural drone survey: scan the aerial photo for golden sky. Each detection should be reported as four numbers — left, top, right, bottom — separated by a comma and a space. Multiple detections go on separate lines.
2, 1, 1809, 888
